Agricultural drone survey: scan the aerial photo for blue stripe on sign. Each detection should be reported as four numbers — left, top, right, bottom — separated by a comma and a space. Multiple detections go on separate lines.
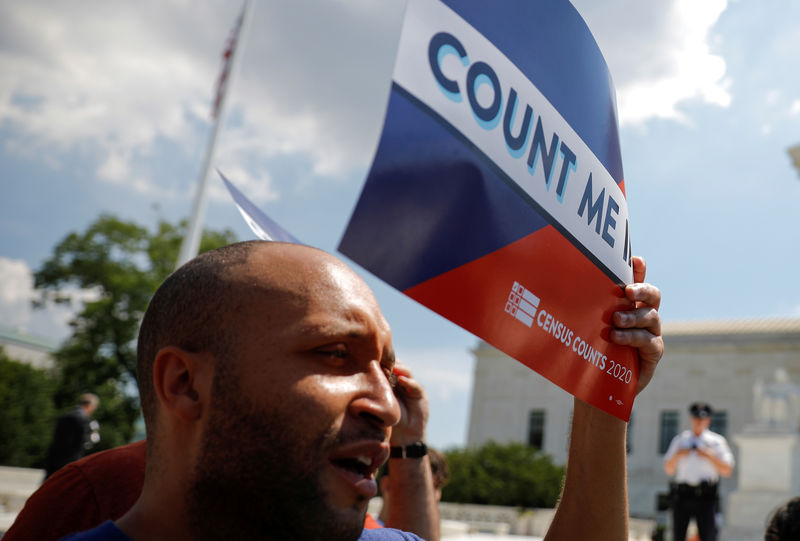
339, 86, 550, 293
443, 0, 624, 183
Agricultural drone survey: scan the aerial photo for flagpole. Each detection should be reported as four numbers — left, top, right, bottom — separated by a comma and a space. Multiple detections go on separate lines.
176, 0, 253, 268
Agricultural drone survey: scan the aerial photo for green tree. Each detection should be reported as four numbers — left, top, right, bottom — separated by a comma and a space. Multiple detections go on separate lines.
34, 214, 237, 450
442, 441, 565, 508
0, 348, 57, 467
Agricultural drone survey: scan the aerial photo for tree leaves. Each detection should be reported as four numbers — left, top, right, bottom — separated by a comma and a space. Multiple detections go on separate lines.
0, 349, 56, 467
443, 441, 565, 508
30, 214, 237, 451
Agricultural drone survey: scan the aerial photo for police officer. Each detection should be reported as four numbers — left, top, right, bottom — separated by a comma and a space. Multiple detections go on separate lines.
663, 402, 734, 541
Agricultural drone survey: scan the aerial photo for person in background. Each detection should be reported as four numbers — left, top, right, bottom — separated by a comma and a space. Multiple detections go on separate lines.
663, 402, 734, 541
44, 393, 100, 479
370, 447, 449, 539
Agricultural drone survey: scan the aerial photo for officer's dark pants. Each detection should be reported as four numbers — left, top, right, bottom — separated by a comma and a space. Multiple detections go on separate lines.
672, 485, 717, 541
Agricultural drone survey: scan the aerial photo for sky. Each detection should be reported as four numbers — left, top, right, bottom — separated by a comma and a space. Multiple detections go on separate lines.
2, 0, 800, 451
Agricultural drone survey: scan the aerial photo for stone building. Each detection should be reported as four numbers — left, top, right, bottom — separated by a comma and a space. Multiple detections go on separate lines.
0, 327, 56, 370
466, 318, 800, 519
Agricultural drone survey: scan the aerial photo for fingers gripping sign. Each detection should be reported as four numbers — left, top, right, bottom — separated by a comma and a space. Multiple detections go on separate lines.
609, 256, 664, 395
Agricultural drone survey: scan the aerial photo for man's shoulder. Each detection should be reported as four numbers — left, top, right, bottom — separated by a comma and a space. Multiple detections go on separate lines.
2, 442, 146, 541
703, 430, 729, 444
59, 409, 85, 423
358, 527, 425, 540
78, 440, 147, 474
58, 521, 131, 541
669, 430, 691, 444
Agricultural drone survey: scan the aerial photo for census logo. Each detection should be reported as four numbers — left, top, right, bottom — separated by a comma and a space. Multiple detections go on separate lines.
504, 281, 539, 328
504, 281, 576, 350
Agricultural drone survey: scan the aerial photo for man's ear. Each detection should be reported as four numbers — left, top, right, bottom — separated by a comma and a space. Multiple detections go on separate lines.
152, 346, 214, 423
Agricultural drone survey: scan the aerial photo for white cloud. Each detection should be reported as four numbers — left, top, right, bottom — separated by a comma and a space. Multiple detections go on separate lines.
208, 163, 278, 205
791, 100, 800, 116
0, 0, 405, 197
0, 0, 733, 201
573, 0, 731, 126
227, 1, 403, 178
399, 345, 475, 449
0, 257, 34, 328
0, 257, 101, 341
0, 1, 234, 194
765, 89, 782, 106
400, 346, 474, 402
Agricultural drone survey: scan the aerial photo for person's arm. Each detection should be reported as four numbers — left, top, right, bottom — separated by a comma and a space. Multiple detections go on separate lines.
695, 446, 733, 477
545, 400, 628, 540
663, 448, 690, 477
384, 364, 438, 541
544, 256, 663, 541
662, 435, 686, 477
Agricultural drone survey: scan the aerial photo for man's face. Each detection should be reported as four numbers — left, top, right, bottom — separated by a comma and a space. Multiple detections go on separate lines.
187, 246, 400, 541
690, 415, 711, 435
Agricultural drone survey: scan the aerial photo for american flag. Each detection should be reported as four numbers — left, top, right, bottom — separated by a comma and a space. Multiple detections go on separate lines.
211, 3, 246, 119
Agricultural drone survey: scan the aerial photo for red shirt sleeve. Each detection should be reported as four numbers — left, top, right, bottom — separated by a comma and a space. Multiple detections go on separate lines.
3, 440, 146, 541
363, 512, 384, 529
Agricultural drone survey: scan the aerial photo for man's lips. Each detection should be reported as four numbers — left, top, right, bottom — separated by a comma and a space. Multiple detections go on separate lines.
329, 442, 390, 499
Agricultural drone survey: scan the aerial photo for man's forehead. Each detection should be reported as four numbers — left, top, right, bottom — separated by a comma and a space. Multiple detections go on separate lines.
245, 244, 357, 287
241, 244, 392, 337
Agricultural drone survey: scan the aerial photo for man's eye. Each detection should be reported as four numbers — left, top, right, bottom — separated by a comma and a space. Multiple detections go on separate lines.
317, 348, 348, 361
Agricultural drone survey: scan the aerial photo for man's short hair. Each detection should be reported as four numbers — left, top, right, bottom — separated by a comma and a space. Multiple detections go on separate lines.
428, 448, 450, 491
78, 393, 99, 409
766, 497, 800, 541
136, 240, 264, 429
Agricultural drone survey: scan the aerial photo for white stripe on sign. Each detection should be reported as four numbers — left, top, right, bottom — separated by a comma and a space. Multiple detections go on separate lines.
520, 288, 540, 308
393, 0, 633, 284
518, 298, 537, 318
514, 309, 534, 327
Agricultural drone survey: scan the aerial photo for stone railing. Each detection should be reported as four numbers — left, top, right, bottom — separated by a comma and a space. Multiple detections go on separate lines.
438, 501, 654, 540
0, 466, 43, 533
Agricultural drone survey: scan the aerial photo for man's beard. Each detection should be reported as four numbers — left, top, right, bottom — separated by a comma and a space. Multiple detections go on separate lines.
185, 372, 369, 541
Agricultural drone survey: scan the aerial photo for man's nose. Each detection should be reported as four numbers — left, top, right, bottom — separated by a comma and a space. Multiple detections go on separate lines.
349, 361, 401, 428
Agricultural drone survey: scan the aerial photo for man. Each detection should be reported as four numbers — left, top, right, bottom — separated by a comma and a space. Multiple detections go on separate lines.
62, 240, 662, 540
6, 367, 435, 541
5, 366, 436, 541
664, 402, 735, 541
44, 393, 100, 478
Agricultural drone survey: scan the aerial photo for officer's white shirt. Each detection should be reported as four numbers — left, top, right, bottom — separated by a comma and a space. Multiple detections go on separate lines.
663, 429, 734, 485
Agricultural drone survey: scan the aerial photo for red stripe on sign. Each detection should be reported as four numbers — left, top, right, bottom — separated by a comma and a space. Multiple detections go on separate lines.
404, 224, 638, 420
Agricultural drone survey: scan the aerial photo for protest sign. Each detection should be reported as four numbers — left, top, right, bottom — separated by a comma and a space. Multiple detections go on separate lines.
340, 0, 639, 419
